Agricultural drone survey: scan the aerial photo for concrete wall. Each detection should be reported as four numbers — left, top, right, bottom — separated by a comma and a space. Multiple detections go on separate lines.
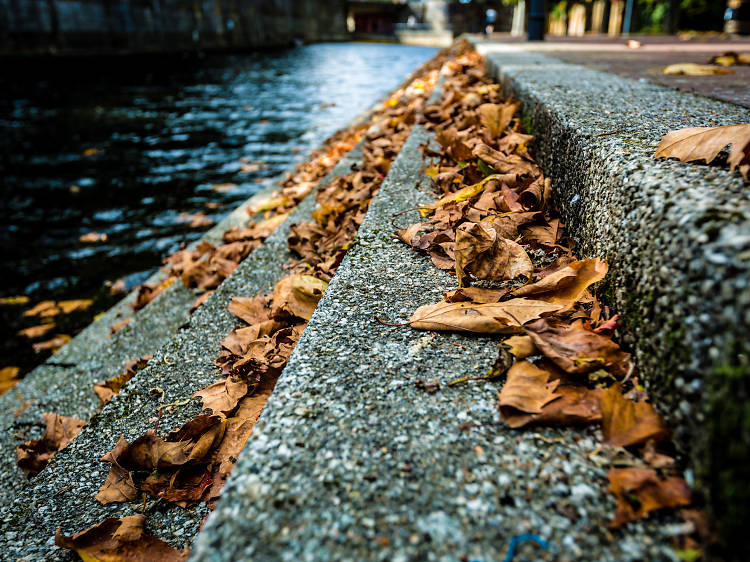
0, 0, 349, 55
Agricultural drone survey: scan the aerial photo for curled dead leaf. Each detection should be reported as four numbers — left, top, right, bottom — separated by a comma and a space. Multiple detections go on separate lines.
454, 222, 533, 286
600, 384, 670, 448
16, 413, 86, 478
608, 467, 691, 527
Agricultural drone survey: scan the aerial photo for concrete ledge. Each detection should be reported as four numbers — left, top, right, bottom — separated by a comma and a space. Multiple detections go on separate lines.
192, 126, 676, 561
477, 43, 750, 555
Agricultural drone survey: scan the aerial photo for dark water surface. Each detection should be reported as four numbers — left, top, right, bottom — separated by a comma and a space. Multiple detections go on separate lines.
0, 42, 437, 372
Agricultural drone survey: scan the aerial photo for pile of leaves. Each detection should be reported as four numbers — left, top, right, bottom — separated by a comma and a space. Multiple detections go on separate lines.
55, 40, 473, 558
394, 49, 702, 550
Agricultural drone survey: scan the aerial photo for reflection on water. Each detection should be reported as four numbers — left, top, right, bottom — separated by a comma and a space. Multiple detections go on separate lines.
0, 42, 437, 372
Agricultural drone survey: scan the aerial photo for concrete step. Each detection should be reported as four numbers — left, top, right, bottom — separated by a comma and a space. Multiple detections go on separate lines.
0, 143, 365, 560
474, 40, 750, 553
191, 125, 677, 561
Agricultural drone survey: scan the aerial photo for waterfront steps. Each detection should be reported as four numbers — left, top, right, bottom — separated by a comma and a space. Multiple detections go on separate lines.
1, 44, 749, 560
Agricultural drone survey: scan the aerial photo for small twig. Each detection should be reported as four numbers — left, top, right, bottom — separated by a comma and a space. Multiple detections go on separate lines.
390, 207, 424, 230
596, 129, 625, 137
374, 315, 411, 327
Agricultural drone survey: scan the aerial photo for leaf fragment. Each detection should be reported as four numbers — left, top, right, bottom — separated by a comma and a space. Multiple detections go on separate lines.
608, 468, 691, 527
454, 222, 533, 286
599, 384, 670, 448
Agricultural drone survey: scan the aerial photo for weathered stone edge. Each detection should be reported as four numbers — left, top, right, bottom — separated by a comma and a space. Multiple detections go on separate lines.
479, 46, 750, 556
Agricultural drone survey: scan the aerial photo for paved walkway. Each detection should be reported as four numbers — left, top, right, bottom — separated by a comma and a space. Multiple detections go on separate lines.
479, 34, 750, 108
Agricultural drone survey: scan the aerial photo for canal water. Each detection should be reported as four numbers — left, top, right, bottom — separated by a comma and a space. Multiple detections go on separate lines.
0, 43, 437, 373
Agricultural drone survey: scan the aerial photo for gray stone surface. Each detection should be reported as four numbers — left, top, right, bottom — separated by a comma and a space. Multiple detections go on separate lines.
476, 42, 750, 555
0, 181, 278, 514
0, 145, 364, 560
192, 127, 678, 562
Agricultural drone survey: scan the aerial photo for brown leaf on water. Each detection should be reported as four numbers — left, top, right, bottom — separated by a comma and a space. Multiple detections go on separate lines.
409, 299, 561, 334
57, 299, 94, 314
17, 323, 56, 339
193, 377, 248, 417
0, 366, 21, 396
498, 361, 561, 423
600, 384, 670, 448
654, 124, 750, 180
608, 468, 691, 527
271, 274, 328, 321
454, 222, 533, 286
16, 413, 86, 478
23, 300, 58, 317
55, 514, 188, 561
478, 100, 519, 138
524, 318, 630, 377
513, 258, 608, 306
227, 293, 271, 325
79, 232, 108, 243
94, 355, 152, 406
96, 437, 137, 504
32, 334, 72, 354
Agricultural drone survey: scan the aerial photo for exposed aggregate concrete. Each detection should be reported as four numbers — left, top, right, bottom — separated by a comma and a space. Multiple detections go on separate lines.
0, 146, 364, 560
192, 127, 679, 562
476, 43, 750, 555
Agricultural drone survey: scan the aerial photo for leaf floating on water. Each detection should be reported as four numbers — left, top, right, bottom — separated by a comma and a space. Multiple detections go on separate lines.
409, 299, 561, 334
17, 323, 56, 339
55, 514, 188, 561
608, 468, 691, 528
599, 384, 670, 448
654, 124, 750, 179
0, 366, 21, 396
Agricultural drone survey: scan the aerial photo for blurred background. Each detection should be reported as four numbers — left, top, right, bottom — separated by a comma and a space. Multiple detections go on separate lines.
0, 0, 744, 377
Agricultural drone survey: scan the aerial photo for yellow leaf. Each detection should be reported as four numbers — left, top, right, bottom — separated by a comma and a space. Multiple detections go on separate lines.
660, 63, 735, 75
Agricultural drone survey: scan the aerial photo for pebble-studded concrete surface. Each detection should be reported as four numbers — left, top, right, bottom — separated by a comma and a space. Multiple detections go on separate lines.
192, 127, 679, 562
476, 42, 750, 555
0, 146, 365, 561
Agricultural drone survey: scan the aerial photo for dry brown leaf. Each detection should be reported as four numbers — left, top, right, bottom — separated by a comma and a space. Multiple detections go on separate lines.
23, 300, 58, 317
498, 361, 561, 422
193, 377, 248, 417
94, 356, 152, 406
0, 366, 20, 396
502, 384, 603, 429
271, 274, 328, 321
454, 222, 532, 286
117, 430, 192, 471
478, 101, 519, 138
409, 299, 561, 334
96, 437, 137, 504
608, 468, 691, 527
600, 384, 670, 448
513, 258, 608, 305
654, 124, 750, 179
660, 63, 734, 75
227, 293, 270, 325
57, 299, 94, 314
501, 335, 537, 358
55, 514, 188, 561
16, 413, 86, 478
525, 318, 630, 377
